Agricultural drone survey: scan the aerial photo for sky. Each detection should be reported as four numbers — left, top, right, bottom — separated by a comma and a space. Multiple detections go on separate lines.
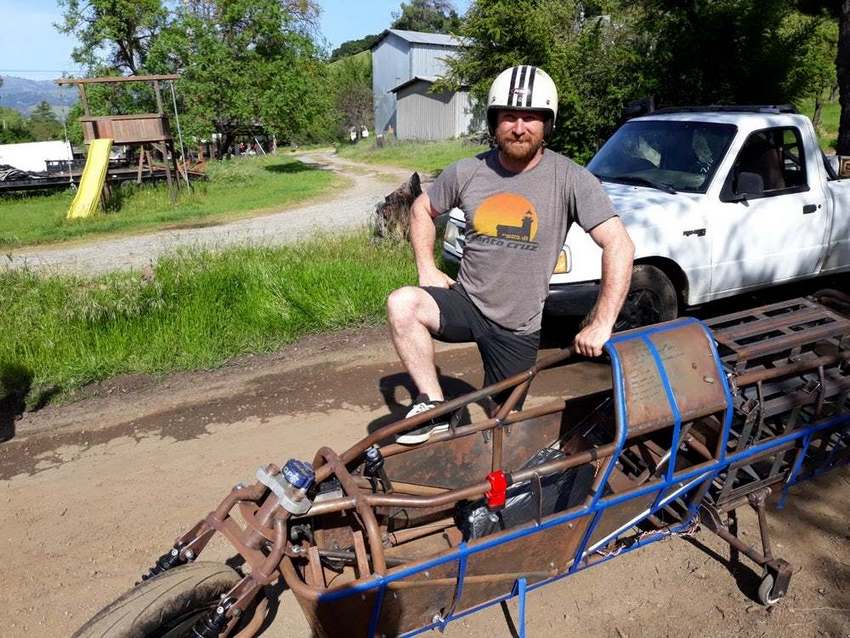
0, 0, 472, 81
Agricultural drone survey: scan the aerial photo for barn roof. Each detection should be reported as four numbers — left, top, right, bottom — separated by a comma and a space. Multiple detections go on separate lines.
370, 29, 464, 49
390, 76, 440, 93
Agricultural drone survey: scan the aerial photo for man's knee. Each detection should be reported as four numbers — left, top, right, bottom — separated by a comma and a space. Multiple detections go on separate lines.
387, 286, 422, 325
387, 286, 439, 333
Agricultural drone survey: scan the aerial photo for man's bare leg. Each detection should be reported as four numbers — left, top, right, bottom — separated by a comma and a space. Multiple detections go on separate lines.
386, 286, 444, 402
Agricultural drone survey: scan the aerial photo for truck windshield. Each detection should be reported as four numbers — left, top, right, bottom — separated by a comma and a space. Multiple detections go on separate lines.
588, 120, 737, 193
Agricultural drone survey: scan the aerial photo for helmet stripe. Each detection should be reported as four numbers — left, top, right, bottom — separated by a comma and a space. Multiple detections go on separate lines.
526, 66, 537, 107
516, 65, 528, 106
507, 66, 519, 104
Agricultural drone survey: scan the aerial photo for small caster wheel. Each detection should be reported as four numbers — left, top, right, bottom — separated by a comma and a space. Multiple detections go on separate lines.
757, 572, 784, 606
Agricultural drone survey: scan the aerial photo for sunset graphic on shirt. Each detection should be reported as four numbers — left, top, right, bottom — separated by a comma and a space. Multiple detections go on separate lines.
473, 193, 538, 242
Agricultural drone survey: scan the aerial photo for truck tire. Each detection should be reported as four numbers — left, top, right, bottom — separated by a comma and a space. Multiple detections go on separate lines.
615, 264, 678, 331
73, 562, 241, 638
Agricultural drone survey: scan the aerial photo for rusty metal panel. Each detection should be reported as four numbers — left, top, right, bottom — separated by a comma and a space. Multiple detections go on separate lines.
383, 412, 564, 489
611, 322, 727, 435
297, 589, 375, 638
456, 512, 591, 612
378, 561, 458, 635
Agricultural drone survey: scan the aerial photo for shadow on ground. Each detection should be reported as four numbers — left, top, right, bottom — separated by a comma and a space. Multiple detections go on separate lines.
366, 368, 486, 437
0, 362, 33, 442
264, 162, 323, 175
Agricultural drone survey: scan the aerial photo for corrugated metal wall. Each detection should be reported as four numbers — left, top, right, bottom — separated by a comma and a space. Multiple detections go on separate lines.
372, 33, 409, 134
396, 81, 475, 140
409, 44, 454, 78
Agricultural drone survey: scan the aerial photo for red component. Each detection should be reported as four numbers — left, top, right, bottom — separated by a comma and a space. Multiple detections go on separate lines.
485, 470, 508, 509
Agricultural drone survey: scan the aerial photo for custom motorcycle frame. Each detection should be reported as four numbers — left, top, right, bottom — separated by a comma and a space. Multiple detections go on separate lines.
77, 290, 850, 637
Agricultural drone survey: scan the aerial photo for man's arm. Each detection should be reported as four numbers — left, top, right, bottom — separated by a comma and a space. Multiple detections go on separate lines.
574, 217, 634, 357
410, 191, 456, 288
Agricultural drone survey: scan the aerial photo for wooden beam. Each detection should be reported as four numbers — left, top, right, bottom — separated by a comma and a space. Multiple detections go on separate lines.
153, 80, 164, 114
55, 74, 180, 86
78, 84, 90, 116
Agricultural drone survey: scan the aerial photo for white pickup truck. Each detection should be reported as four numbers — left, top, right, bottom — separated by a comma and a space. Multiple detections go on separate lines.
443, 106, 850, 326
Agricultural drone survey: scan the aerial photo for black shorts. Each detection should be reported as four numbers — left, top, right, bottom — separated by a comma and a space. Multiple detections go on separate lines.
423, 284, 540, 407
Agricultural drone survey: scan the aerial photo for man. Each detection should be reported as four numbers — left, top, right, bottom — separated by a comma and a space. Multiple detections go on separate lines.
387, 65, 635, 444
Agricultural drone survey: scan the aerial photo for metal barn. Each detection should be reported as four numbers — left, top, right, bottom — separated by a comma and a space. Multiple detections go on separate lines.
370, 29, 474, 138
391, 76, 474, 140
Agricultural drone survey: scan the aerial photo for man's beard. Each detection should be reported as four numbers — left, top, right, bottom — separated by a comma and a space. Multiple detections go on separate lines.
496, 131, 544, 162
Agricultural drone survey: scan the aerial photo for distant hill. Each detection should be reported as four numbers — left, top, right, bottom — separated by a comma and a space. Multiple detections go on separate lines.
0, 76, 78, 116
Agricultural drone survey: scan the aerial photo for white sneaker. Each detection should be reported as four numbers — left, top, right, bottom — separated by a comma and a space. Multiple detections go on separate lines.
396, 394, 449, 445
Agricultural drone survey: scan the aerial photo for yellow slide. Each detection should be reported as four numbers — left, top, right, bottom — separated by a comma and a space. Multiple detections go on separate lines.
67, 138, 113, 219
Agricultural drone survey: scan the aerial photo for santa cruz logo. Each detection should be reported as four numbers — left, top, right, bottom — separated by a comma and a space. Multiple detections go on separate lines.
471, 193, 539, 251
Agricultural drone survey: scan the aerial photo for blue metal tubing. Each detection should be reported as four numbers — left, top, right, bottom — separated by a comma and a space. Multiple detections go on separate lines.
568, 336, 630, 573
643, 335, 683, 483
314, 319, 849, 637
378, 418, 850, 636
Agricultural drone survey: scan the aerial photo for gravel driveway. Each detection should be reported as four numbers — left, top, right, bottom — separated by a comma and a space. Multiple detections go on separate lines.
5, 151, 414, 277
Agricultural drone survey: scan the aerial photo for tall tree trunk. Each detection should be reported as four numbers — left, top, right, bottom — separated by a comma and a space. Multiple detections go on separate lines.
837, 1, 850, 155
813, 95, 823, 130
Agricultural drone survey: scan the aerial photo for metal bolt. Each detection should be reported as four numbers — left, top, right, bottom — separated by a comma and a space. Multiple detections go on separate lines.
170, 548, 179, 557
184, 549, 194, 560
216, 606, 225, 614
432, 613, 444, 625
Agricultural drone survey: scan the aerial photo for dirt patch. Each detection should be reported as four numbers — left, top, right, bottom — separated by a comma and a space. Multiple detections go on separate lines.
0, 325, 847, 637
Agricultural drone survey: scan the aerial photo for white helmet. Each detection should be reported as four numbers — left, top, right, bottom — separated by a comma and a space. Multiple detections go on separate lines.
487, 65, 558, 135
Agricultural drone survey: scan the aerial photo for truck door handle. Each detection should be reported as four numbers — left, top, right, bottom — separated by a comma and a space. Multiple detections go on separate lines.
683, 228, 706, 237
802, 204, 819, 214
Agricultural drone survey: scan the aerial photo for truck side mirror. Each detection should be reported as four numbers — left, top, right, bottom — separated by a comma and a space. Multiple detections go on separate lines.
730, 171, 765, 201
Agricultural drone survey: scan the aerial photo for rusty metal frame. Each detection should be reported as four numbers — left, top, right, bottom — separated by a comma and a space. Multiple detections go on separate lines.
122, 297, 850, 637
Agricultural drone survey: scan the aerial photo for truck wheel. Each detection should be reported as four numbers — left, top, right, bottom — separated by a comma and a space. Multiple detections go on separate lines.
615, 264, 678, 331
73, 562, 241, 638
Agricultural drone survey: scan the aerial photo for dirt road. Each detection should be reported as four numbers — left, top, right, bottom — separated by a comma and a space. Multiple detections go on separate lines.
6, 152, 411, 276
1, 327, 848, 637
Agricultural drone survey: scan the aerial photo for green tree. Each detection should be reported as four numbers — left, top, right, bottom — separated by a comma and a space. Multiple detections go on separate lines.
837, 1, 850, 154
328, 52, 373, 136
796, 0, 849, 154
782, 12, 838, 129
441, 0, 647, 162
0, 107, 33, 144
27, 101, 65, 141
635, 0, 823, 106
146, 0, 331, 151
391, 0, 463, 33
446, 0, 832, 161
57, 0, 168, 73
330, 34, 380, 61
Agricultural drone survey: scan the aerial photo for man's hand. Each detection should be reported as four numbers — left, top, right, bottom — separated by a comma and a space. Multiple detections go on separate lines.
574, 320, 611, 358
418, 267, 455, 289
573, 217, 634, 358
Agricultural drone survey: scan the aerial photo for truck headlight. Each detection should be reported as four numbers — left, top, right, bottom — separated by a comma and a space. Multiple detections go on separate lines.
553, 248, 571, 274
444, 222, 460, 245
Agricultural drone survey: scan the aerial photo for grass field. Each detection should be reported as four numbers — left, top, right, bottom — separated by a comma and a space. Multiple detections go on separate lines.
0, 232, 417, 406
0, 154, 345, 249
336, 138, 488, 175
799, 97, 840, 152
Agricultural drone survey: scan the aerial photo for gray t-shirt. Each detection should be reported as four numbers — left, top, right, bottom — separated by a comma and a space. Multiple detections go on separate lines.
428, 149, 616, 334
